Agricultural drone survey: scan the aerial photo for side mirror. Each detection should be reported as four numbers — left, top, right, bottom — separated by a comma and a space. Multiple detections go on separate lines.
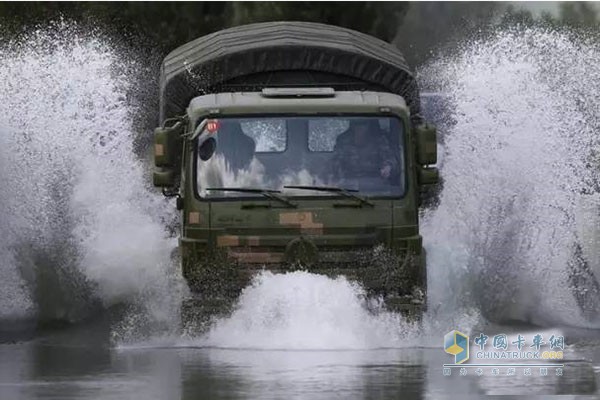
198, 137, 216, 161
418, 166, 439, 185
154, 124, 183, 168
415, 124, 437, 165
153, 122, 184, 188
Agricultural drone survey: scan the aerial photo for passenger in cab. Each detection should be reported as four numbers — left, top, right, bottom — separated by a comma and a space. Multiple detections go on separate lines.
330, 118, 397, 188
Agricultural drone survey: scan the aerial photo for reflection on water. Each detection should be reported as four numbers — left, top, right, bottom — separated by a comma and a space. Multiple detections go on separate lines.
179, 348, 426, 400
1, 329, 599, 400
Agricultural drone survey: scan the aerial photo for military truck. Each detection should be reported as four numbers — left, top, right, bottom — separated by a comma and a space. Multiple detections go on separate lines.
152, 22, 438, 319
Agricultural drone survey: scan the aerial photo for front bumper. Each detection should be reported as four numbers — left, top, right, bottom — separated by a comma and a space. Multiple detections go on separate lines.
179, 236, 426, 315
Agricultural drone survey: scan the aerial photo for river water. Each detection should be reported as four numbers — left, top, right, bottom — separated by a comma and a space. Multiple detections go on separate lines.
1, 25, 599, 399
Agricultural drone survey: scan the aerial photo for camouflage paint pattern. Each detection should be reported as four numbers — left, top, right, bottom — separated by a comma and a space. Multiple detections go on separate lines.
157, 90, 436, 318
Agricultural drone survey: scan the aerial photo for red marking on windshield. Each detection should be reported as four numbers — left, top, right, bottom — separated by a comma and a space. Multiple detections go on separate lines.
207, 119, 219, 133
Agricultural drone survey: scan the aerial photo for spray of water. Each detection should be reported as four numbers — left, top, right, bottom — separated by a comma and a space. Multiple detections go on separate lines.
193, 271, 417, 350
421, 27, 600, 329
0, 24, 182, 336
2, 23, 599, 349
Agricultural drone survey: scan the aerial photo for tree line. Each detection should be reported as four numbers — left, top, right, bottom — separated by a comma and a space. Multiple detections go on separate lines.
0, 2, 598, 68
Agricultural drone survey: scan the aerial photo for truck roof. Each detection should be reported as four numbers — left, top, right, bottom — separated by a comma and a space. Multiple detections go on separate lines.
160, 21, 421, 125
187, 90, 409, 119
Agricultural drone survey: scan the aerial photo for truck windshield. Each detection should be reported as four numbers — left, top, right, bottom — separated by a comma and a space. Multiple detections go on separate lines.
196, 116, 405, 198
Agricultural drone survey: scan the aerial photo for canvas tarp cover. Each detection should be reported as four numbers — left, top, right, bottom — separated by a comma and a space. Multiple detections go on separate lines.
160, 21, 422, 124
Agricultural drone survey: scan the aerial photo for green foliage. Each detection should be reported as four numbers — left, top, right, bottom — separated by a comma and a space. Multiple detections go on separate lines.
393, 2, 504, 67
499, 5, 537, 27
559, 2, 599, 28
0, 2, 407, 52
0, 2, 597, 68
396, 2, 599, 67
500, 2, 600, 32
229, 2, 408, 42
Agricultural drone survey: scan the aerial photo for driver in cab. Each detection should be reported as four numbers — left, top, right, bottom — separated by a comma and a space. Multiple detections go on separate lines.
330, 118, 397, 188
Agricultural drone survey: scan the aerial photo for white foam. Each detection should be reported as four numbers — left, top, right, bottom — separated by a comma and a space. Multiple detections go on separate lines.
421, 28, 600, 328
0, 25, 181, 329
193, 271, 418, 350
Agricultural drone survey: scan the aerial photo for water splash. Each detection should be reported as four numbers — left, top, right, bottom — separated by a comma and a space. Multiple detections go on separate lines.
0, 24, 182, 333
190, 271, 417, 350
421, 27, 600, 329
3, 22, 599, 350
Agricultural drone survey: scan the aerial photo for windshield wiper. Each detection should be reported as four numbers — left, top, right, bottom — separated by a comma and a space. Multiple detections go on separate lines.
206, 187, 297, 208
283, 185, 375, 207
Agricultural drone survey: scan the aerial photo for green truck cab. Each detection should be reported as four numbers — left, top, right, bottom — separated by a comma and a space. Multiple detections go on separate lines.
152, 22, 438, 319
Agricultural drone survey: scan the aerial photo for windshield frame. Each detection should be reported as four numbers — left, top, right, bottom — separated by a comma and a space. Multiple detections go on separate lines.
192, 113, 410, 202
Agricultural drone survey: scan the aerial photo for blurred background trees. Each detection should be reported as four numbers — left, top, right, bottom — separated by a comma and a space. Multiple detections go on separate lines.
0, 1, 597, 68
0, 2, 409, 52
